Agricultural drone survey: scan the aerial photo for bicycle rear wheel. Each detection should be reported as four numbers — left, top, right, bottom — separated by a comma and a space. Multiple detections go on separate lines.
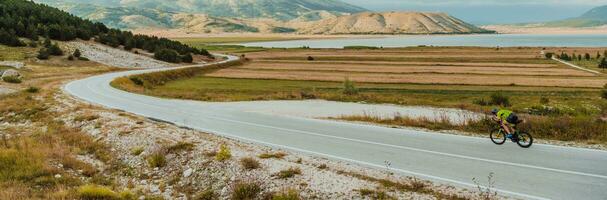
516, 132, 534, 148
490, 129, 506, 145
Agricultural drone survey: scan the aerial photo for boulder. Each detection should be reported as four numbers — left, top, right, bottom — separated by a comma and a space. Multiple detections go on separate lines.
1, 69, 20, 78
0, 61, 25, 69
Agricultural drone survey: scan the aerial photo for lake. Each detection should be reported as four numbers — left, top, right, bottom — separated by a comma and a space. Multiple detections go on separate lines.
241, 34, 607, 48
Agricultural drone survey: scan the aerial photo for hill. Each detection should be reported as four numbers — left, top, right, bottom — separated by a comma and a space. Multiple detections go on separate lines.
294, 12, 494, 34
32, 0, 492, 35
35, 0, 367, 21
543, 5, 607, 27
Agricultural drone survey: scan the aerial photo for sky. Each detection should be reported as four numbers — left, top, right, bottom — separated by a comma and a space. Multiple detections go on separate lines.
342, 0, 607, 24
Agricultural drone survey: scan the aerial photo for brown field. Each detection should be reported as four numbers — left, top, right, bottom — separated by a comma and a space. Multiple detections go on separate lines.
237, 62, 594, 76
209, 47, 607, 88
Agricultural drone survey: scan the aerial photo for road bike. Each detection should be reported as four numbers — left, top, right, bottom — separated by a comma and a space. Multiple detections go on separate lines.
490, 123, 533, 148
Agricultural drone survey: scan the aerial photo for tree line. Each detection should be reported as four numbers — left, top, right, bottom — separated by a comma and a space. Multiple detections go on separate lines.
0, 0, 211, 63
555, 51, 607, 70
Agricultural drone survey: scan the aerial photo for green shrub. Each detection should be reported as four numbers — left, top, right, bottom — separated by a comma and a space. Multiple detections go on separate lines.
48, 43, 63, 56
215, 144, 231, 161
602, 90, 607, 100
77, 184, 118, 200
342, 77, 358, 95
25, 86, 40, 93
307, 56, 314, 61
2, 76, 22, 83
147, 152, 166, 168
240, 157, 260, 170
37, 48, 50, 60
68, 55, 74, 61
78, 57, 90, 61
73, 49, 82, 58
154, 48, 180, 63
489, 92, 511, 107
231, 182, 261, 200
276, 167, 301, 179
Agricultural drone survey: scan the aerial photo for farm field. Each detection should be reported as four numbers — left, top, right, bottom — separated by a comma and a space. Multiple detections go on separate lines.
115, 47, 607, 116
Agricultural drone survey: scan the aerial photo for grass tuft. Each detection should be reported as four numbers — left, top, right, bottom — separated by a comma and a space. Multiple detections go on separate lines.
167, 142, 195, 153
271, 189, 301, 200
258, 152, 287, 159
275, 167, 302, 179
77, 184, 118, 200
215, 144, 231, 162
239, 157, 261, 170
147, 152, 166, 168
231, 181, 261, 200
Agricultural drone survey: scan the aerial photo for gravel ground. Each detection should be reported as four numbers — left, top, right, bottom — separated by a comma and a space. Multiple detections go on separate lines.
65, 41, 174, 69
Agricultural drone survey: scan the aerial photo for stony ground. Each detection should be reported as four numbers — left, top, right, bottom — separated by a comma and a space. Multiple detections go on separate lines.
49, 89, 488, 199
65, 41, 174, 69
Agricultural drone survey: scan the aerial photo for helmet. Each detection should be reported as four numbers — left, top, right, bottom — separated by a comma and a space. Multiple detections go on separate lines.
491, 108, 499, 115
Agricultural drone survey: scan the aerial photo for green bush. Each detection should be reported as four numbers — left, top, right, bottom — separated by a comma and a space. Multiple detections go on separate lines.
602, 90, 607, 100
489, 92, 511, 107
25, 86, 40, 93
48, 43, 63, 56
37, 48, 50, 60
73, 49, 82, 58
68, 55, 74, 61
130, 146, 144, 156
342, 77, 359, 95
78, 57, 90, 61
154, 48, 181, 63
215, 144, 232, 161
231, 182, 261, 200
2, 76, 22, 83
540, 97, 550, 104
77, 184, 118, 200
147, 152, 166, 168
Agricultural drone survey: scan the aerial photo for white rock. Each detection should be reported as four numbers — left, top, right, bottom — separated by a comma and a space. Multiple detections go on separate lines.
54, 174, 62, 178
183, 168, 193, 178
1, 69, 20, 78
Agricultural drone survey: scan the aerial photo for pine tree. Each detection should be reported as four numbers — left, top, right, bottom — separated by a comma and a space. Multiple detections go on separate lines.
37, 48, 50, 60
73, 49, 81, 58
48, 43, 63, 56
585, 53, 591, 60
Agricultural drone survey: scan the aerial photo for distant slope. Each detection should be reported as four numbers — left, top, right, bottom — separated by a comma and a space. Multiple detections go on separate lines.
540, 5, 607, 27
35, 0, 367, 21
33, 0, 492, 35
295, 12, 494, 34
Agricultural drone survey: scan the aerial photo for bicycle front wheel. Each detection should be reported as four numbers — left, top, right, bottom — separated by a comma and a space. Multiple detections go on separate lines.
490, 129, 506, 145
516, 132, 534, 148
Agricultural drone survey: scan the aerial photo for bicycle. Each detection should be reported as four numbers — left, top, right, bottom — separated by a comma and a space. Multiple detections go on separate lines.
490, 122, 533, 148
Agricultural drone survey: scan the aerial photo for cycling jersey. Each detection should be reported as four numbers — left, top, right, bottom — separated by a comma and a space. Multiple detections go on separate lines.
496, 109, 513, 121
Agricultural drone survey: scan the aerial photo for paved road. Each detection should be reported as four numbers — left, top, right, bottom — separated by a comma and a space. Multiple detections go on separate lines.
64, 55, 607, 200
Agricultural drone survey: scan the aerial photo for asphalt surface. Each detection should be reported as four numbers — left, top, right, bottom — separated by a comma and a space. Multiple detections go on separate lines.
64, 55, 607, 200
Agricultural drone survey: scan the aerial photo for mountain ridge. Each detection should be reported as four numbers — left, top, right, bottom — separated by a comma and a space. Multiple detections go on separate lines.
33, 0, 493, 35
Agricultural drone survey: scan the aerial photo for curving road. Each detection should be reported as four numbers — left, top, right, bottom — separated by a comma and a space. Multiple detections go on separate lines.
65, 55, 607, 200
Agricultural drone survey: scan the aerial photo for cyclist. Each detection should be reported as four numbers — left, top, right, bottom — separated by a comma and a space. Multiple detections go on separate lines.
491, 108, 520, 139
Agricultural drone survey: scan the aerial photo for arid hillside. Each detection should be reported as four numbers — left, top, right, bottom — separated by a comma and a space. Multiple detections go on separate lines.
295, 12, 494, 34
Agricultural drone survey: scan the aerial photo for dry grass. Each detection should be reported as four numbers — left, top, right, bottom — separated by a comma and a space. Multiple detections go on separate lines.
238, 62, 594, 76
208, 68, 606, 88
239, 157, 261, 170
275, 167, 302, 179
258, 152, 287, 159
